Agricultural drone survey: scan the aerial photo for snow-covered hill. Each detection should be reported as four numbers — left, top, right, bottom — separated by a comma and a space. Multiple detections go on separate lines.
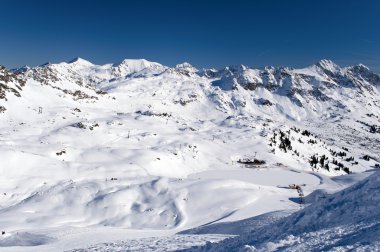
186, 170, 380, 251
0, 58, 379, 251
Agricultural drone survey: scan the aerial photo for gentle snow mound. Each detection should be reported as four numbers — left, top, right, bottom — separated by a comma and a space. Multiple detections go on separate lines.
0, 232, 54, 247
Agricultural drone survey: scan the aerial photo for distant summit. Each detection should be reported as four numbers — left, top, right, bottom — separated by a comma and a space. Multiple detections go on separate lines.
315, 59, 341, 73
68, 57, 94, 66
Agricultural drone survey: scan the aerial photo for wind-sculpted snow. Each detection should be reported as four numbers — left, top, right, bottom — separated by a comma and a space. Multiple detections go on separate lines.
0, 58, 379, 251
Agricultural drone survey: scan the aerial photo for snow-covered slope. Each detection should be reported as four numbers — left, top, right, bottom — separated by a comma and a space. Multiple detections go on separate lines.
0, 58, 379, 251
189, 170, 380, 251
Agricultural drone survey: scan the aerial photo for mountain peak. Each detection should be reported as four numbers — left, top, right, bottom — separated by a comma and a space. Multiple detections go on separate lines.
113, 58, 152, 68
315, 59, 341, 73
175, 62, 195, 69
11, 65, 30, 74
175, 62, 198, 72
355, 63, 370, 71
68, 57, 93, 66
226, 64, 248, 73
111, 59, 166, 77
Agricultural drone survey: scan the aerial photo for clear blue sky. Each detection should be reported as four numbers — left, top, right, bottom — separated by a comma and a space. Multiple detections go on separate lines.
1, 0, 379, 72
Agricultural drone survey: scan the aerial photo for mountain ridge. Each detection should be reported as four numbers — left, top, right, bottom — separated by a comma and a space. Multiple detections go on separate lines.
1, 58, 380, 122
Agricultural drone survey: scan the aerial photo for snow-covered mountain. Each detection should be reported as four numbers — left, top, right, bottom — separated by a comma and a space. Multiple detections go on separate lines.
6, 58, 380, 118
0, 58, 379, 251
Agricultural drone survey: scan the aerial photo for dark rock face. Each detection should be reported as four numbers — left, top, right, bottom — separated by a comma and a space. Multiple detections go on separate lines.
256, 98, 273, 106
0, 65, 26, 101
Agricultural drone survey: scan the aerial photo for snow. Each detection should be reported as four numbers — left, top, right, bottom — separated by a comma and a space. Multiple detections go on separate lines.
68, 57, 94, 66
0, 58, 379, 251
0, 232, 54, 247
316, 59, 342, 73
189, 170, 380, 251
67, 234, 231, 252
